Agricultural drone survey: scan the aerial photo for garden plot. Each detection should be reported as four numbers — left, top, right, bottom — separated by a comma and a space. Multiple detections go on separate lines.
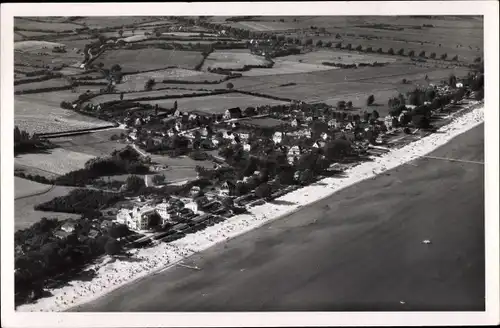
95, 49, 204, 73
140, 93, 289, 114
15, 93, 111, 134
83, 89, 212, 106
15, 148, 95, 176
238, 59, 338, 76
201, 50, 272, 71
116, 68, 225, 92
14, 18, 82, 32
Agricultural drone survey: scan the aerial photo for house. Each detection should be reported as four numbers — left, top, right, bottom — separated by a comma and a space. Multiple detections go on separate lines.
220, 180, 235, 196
291, 118, 301, 127
54, 230, 70, 240
288, 145, 301, 157
243, 143, 251, 152
327, 119, 338, 129
313, 140, 326, 149
100, 220, 113, 230
184, 201, 200, 214
190, 186, 201, 197
174, 109, 183, 117
456, 82, 463, 88
189, 113, 198, 121
384, 115, 394, 129
273, 131, 283, 144
61, 220, 77, 233
344, 122, 354, 131
320, 132, 329, 141
224, 107, 242, 120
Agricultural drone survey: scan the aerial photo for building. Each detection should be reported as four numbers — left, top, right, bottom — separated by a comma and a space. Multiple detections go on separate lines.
116, 205, 158, 231
273, 131, 283, 144
224, 107, 242, 120
184, 201, 200, 214
61, 220, 77, 233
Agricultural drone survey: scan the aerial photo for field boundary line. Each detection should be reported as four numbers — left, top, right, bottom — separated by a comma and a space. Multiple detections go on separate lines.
421, 155, 484, 165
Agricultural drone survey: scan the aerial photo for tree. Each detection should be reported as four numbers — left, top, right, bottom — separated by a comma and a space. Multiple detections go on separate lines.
152, 174, 165, 185
430, 52, 436, 59
377, 47, 383, 53
474, 56, 482, 63
325, 41, 333, 48
346, 101, 353, 109
419, 50, 426, 57
336, 101, 346, 110
108, 224, 130, 239
367, 94, 375, 106
118, 30, 124, 37
255, 183, 272, 199
397, 48, 404, 56
388, 48, 395, 55
346, 43, 352, 50
440, 53, 448, 60
125, 175, 145, 192
355, 45, 363, 51
104, 238, 121, 256
226, 82, 234, 90
316, 40, 323, 47
144, 78, 155, 91
298, 169, 315, 185
448, 74, 457, 88
408, 50, 415, 57
335, 42, 342, 49
451, 55, 458, 61
244, 106, 257, 117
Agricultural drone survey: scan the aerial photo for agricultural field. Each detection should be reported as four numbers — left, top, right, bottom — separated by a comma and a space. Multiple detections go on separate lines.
14, 17, 83, 32
281, 50, 398, 65
71, 16, 159, 29
15, 184, 79, 231
14, 49, 83, 68
82, 89, 213, 106
94, 49, 204, 73
140, 93, 290, 113
50, 129, 129, 157
15, 177, 52, 199
115, 68, 226, 92
201, 50, 272, 71
238, 59, 338, 76
14, 78, 71, 93
14, 148, 96, 176
15, 92, 112, 134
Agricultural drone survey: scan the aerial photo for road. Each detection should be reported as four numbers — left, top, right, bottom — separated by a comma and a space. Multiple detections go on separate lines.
74, 124, 485, 312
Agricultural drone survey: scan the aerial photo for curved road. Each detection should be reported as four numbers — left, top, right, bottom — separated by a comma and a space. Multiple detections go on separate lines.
74, 124, 484, 312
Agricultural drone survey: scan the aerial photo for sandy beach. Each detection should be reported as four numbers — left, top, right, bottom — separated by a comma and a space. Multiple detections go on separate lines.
17, 102, 484, 312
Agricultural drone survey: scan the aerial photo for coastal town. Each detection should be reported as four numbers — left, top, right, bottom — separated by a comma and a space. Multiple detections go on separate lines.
10, 14, 486, 313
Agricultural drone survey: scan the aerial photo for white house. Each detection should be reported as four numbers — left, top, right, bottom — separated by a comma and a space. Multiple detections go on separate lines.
456, 82, 463, 88
243, 143, 251, 152
189, 113, 198, 121
273, 131, 283, 144
61, 221, 76, 233
291, 118, 301, 127
327, 119, 338, 129
320, 132, 329, 141
344, 122, 354, 131
184, 201, 200, 214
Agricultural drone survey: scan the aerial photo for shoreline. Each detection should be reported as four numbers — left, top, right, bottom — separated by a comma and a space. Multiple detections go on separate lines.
17, 102, 484, 312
